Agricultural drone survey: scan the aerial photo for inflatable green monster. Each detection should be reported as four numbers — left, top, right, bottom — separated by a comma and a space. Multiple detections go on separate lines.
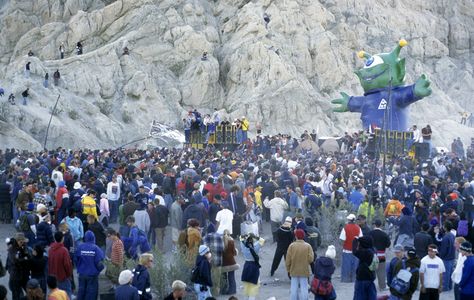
331, 39, 432, 131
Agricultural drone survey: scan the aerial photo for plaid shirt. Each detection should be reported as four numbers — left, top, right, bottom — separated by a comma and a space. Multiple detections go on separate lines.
204, 233, 224, 267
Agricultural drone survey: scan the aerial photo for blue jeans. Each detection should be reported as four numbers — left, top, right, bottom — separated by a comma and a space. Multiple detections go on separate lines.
222, 271, 236, 294
341, 252, 358, 282
77, 275, 98, 300
185, 129, 190, 143
236, 129, 243, 144
242, 130, 248, 142
164, 194, 174, 210
58, 279, 72, 300
194, 283, 211, 300
148, 228, 156, 248
353, 280, 376, 300
443, 259, 454, 291
109, 200, 119, 222
290, 276, 309, 300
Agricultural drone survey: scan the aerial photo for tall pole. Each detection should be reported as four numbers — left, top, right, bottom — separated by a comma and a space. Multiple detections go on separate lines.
44, 94, 60, 150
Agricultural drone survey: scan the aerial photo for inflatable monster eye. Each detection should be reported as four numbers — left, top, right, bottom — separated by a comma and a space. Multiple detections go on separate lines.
364, 55, 383, 68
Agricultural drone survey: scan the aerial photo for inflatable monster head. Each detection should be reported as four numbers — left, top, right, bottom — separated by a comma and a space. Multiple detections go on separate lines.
355, 39, 408, 92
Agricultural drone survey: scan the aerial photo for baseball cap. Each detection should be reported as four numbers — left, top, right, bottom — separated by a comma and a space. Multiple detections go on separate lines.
393, 244, 404, 252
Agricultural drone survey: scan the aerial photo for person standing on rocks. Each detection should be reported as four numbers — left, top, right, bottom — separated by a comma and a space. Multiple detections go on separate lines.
43, 73, 49, 88
59, 43, 65, 59
21, 88, 29, 105
25, 62, 31, 78
53, 69, 61, 86
0, 87, 4, 97
76, 41, 83, 55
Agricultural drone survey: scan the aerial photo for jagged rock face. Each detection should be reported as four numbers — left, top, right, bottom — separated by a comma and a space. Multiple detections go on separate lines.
0, 0, 473, 150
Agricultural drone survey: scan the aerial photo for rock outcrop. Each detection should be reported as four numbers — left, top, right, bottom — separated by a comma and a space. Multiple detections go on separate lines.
0, 0, 473, 149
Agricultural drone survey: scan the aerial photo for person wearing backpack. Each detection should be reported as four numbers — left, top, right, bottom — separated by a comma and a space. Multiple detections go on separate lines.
123, 216, 151, 260
389, 247, 420, 300
352, 236, 377, 300
18, 202, 38, 247
368, 218, 391, 291
312, 245, 336, 300
192, 245, 213, 300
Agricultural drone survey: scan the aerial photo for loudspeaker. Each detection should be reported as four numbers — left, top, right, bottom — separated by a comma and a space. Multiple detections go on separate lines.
414, 143, 430, 160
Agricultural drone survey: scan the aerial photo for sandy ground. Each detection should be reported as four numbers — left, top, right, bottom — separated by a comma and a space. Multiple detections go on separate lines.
0, 222, 454, 300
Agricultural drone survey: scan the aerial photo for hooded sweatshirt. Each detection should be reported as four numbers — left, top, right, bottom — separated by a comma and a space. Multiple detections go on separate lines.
48, 242, 73, 281
313, 256, 336, 280
64, 216, 84, 242
75, 231, 104, 276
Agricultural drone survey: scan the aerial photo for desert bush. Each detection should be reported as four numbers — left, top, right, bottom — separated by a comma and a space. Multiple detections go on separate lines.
122, 110, 132, 123
68, 109, 79, 120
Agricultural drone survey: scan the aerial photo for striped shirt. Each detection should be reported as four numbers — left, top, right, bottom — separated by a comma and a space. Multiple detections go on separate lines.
111, 239, 124, 266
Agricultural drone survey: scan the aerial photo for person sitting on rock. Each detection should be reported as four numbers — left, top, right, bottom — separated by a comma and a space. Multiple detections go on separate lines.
123, 47, 130, 55
201, 52, 208, 61
28, 50, 34, 57
8, 93, 15, 105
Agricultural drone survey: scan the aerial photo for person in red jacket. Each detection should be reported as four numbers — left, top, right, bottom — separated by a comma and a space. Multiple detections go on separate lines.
55, 181, 69, 224
48, 231, 73, 299
339, 213, 363, 282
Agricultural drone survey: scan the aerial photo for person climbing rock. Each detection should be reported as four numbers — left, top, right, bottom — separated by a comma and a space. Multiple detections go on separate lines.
8, 93, 15, 105
123, 47, 129, 55
201, 52, 208, 61
53, 70, 61, 86
0, 87, 4, 97
22, 88, 29, 105
25, 62, 31, 78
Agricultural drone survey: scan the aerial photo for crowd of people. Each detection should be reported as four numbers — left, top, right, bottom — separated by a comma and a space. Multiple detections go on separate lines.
0, 126, 473, 300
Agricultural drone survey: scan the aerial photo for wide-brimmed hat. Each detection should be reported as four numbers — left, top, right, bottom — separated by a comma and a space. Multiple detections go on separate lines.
73, 182, 82, 189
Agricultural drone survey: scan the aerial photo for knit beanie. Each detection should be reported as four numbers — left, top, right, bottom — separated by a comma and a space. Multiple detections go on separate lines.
294, 229, 305, 240
325, 245, 336, 259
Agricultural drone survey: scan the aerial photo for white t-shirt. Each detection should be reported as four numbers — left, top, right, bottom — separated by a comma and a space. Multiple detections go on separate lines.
216, 209, 234, 235
420, 255, 445, 289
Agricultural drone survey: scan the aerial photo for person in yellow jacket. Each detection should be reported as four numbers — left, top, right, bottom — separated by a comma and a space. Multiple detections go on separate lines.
358, 198, 375, 219
254, 186, 263, 208
81, 190, 98, 221
241, 116, 249, 142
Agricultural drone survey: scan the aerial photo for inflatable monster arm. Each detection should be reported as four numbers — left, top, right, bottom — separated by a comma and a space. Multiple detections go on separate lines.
331, 40, 432, 131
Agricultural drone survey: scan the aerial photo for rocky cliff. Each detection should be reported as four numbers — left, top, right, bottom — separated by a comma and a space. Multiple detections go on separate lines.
0, 0, 473, 150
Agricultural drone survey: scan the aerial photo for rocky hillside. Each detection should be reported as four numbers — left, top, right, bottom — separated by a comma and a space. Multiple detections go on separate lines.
0, 0, 473, 150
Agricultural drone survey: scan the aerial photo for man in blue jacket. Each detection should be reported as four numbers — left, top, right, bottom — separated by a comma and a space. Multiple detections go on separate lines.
75, 230, 105, 300
459, 242, 474, 299
438, 221, 456, 291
